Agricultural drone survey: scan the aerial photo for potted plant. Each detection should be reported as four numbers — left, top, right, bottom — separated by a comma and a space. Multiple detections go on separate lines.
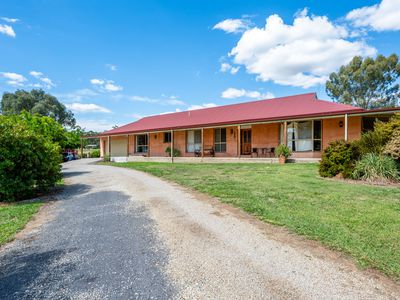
275, 144, 292, 164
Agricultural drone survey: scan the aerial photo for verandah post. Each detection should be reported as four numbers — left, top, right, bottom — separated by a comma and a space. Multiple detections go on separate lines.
201, 128, 204, 158
344, 114, 348, 141
171, 130, 174, 163
237, 125, 240, 157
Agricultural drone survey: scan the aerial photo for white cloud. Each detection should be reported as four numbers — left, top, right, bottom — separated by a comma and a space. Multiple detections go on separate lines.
213, 18, 249, 33
0, 24, 15, 37
130, 95, 159, 103
77, 119, 118, 132
1, 72, 27, 86
106, 64, 117, 71
188, 103, 217, 110
104, 81, 123, 92
56, 89, 98, 102
166, 99, 185, 105
66, 103, 112, 113
346, 0, 400, 31
90, 78, 105, 85
1, 17, 19, 23
221, 88, 274, 99
160, 108, 183, 115
228, 11, 376, 88
220, 63, 240, 75
90, 78, 123, 92
29, 70, 55, 88
29, 71, 43, 78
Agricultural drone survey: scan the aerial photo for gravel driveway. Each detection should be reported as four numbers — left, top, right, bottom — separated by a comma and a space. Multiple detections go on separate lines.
0, 159, 399, 299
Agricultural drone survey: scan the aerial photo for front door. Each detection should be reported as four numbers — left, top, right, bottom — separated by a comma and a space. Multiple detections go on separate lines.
241, 129, 252, 155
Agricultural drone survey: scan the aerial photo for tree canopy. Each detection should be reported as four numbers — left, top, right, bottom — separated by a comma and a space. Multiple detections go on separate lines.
326, 54, 400, 109
0, 89, 76, 127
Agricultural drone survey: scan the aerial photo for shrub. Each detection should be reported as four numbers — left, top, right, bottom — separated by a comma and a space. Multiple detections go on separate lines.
383, 129, 400, 161
165, 147, 181, 157
0, 114, 62, 201
358, 113, 400, 155
90, 149, 100, 158
319, 140, 360, 178
103, 154, 111, 162
275, 144, 292, 158
353, 153, 399, 182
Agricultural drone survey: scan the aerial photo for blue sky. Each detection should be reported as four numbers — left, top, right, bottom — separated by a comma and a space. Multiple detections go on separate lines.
0, 0, 399, 131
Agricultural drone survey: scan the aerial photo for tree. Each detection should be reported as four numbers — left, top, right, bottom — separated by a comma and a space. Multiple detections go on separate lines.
326, 54, 400, 109
0, 89, 76, 127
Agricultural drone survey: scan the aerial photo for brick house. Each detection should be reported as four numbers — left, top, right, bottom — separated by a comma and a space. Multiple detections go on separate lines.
98, 93, 399, 161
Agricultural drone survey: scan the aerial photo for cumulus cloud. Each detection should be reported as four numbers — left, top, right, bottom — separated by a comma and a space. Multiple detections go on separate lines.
90, 78, 123, 92
213, 18, 250, 33
346, 0, 400, 31
0, 24, 15, 37
90, 78, 105, 85
188, 103, 217, 110
65, 103, 112, 113
228, 10, 376, 88
1, 72, 27, 86
29, 70, 56, 88
221, 88, 274, 99
1, 17, 19, 23
220, 62, 240, 74
29, 71, 43, 77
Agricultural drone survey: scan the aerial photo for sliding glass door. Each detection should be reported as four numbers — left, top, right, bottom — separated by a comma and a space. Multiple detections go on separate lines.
280, 120, 322, 152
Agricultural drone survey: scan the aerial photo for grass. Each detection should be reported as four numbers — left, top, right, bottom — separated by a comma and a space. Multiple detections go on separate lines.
107, 161, 400, 281
0, 201, 43, 246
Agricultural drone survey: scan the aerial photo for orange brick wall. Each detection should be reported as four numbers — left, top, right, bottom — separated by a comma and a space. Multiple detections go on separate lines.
251, 123, 280, 149
322, 116, 361, 149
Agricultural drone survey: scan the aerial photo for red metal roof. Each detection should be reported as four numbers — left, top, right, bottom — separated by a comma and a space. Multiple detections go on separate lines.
101, 93, 365, 136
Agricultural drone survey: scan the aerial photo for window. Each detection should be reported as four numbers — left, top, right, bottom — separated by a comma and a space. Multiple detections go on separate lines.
136, 134, 148, 153
163, 132, 171, 143
214, 128, 227, 152
280, 120, 322, 152
186, 130, 201, 152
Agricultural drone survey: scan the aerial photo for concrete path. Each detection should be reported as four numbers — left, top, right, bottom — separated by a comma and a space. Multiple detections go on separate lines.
0, 159, 399, 299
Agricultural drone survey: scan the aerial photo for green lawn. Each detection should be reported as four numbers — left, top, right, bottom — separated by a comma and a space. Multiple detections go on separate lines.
0, 201, 43, 246
108, 162, 400, 281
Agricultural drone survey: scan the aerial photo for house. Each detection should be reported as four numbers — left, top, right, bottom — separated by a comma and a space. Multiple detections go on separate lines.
99, 93, 400, 162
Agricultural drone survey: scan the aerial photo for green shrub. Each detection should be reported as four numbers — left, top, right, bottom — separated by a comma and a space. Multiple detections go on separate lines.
0, 114, 62, 201
353, 153, 399, 182
319, 140, 360, 178
383, 129, 400, 161
165, 147, 181, 157
358, 113, 400, 155
90, 149, 100, 158
275, 144, 292, 158
103, 154, 111, 162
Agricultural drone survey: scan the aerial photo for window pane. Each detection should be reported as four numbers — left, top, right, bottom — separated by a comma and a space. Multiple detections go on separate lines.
220, 143, 226, 152
164, 132, 171, 143
314, 120, 322, 139
298, 121, 312, 139
194, 130, 202, 143
221, 128, 226, 142
215, 129, 221, 143
313, 140, 321, 151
